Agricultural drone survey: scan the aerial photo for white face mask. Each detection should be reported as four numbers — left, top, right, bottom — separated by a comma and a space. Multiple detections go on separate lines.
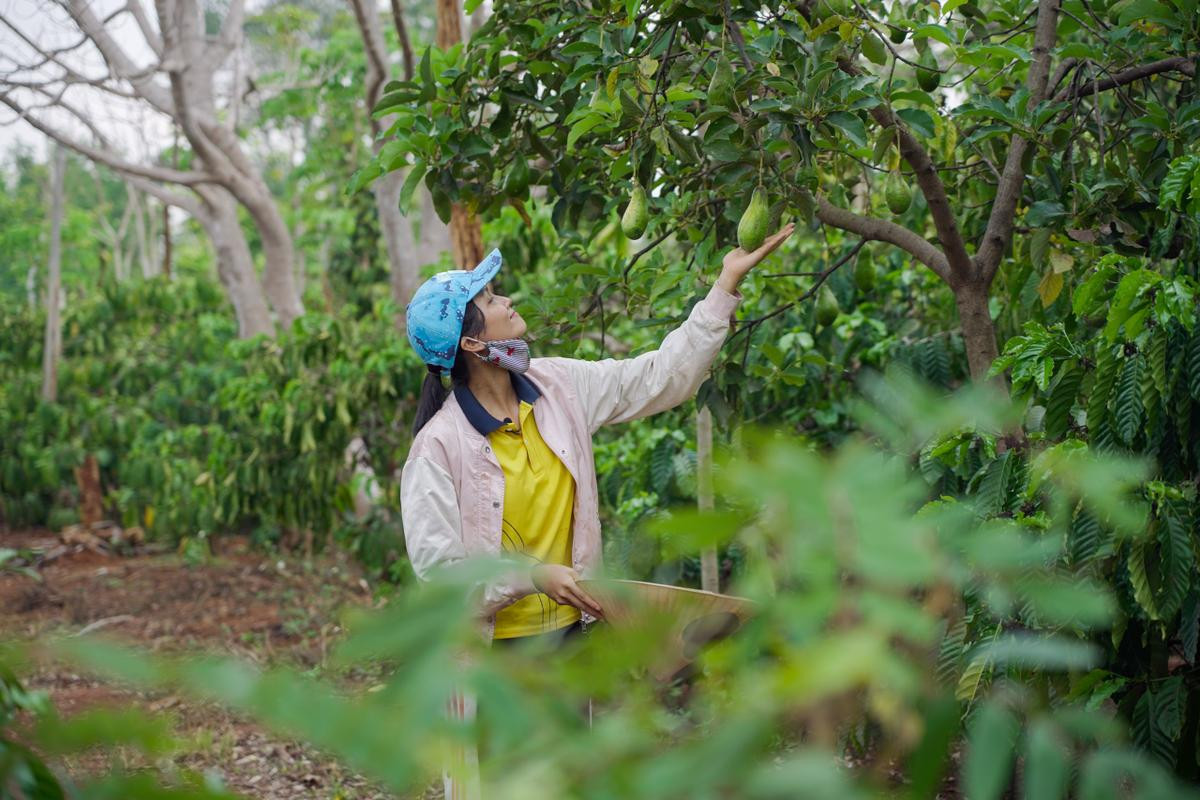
466, 337, 531, 374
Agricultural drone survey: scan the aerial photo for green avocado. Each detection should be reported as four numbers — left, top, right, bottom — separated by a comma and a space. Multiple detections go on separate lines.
916, 52, 941, 92
737, 186, 769, 252
502, 156, 531, 196
708, 54, 735, 109
621, 181, 649, 239
885, 174, 912, 215
815, 284, 840, 327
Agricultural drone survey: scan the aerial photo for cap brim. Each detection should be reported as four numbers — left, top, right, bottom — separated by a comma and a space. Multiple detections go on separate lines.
466, 248, 503, 294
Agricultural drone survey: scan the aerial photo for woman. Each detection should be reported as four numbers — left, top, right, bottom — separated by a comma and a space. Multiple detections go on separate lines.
400, 224, 794, 797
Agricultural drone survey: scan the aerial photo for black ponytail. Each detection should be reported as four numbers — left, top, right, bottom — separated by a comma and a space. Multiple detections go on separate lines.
411, 301, 485, 437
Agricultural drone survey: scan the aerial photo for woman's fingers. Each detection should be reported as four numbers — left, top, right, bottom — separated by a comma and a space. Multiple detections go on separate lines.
562, 585, 605, 618
759, 222, 796, 253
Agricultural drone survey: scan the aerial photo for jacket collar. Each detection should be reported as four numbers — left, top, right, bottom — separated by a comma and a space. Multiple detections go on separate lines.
453, 372, 542, 436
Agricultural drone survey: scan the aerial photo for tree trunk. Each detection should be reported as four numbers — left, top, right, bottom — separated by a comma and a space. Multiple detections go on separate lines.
418, 186, 452, 265
697, 406, 719, 593
448, 204, 484, 269
379, 170, 422, 325
133, 188, 156, 278
196, 187, 274, 338
437, 0, 484, 269
42, 146, 66, 403
74, 454, 103, 528
953, 279, 1001, 383
161, 200, 172, 278
348, 0, 424, 325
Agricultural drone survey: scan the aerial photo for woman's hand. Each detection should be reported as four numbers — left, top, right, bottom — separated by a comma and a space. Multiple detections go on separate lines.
716, 222, 797, 295
531, 563, 604, 618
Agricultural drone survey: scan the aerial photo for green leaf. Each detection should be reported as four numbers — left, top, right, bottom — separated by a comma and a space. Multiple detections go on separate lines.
963, 701, 1019, 800
1086, 343, 1118, 435
1113, 354, 1144, 446
905, 693, 959, 800
1132, 677, 1184, 766
399, 160, 427, 211
1188, 327, 1200, 401
1043, 361, 1081, 439
1156, 500, 1194, 619
826, 111, 868, 147
418, 46, 435, 103
973, 452, 1012, 516
1025, 201, 1067, 227
567, 112, 606, 152
1023, 719, 1070, 800
1029, 228, 1051, 270
976, 634, 1100, 670
1069, 507, 1107, 567
896, 108, 936, 139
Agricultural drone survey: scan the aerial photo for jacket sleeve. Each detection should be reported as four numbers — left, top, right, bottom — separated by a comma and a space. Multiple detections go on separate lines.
544, 283, 741, 434
400, 453, 537, 618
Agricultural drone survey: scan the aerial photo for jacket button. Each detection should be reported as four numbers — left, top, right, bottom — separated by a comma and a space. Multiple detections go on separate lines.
493, 501, 500, 508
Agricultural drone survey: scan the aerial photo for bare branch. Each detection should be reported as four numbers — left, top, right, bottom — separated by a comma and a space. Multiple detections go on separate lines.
837, 57, 973, 282
1053, 56, 1195, 102
975, 0, 1060, 284
815, 195, 952, 283
129, 1, 164, 55
123, 171, 201, 217
65, 0, 173, 113
389, 0, 416, 81
0, 93, 214, 185
347, 0, 390, 135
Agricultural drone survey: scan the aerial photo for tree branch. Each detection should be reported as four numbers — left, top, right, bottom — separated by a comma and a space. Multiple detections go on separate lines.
815, 195, 951, 283
347, 0, 390, 136
388, 0, 416, 82
1053, 56, 1195, 102
0, 94, 214, 185
975, 0, 1060, 285
65, 0, 174, 114
837, 57, 973, 283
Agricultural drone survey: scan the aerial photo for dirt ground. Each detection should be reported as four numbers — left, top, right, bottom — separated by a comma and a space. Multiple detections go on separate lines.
0, 529, 441, 799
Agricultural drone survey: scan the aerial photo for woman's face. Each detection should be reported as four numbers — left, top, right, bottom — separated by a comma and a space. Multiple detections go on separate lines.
461, 281, 526, 354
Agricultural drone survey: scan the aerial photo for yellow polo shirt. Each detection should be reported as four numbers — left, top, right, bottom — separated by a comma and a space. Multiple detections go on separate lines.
490, 399, 580, 638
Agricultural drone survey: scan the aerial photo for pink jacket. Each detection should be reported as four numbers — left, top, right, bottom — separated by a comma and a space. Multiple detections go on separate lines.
399, 283, 742, 642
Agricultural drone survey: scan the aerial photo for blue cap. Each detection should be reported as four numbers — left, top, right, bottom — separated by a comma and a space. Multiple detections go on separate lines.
405, 248, 503, 369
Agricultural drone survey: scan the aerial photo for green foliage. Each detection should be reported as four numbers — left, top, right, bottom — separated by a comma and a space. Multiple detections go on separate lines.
17, 373, 1196, 799
0, 277, 422, 552
978, 256, 1200, 779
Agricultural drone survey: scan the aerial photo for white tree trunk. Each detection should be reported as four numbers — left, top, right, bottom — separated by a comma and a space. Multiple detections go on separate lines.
417, 185, 452, 265
195, 187, 274, 338
42, 146, 66, 404
26, 266, 37, 309
347, 0, 423, 325
133, 188, 156, 278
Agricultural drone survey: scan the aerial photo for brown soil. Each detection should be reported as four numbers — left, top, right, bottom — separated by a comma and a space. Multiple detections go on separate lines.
0, 529, 441, 799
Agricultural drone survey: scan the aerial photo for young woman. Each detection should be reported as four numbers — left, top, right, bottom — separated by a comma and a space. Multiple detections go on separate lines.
400, 224, 794, 797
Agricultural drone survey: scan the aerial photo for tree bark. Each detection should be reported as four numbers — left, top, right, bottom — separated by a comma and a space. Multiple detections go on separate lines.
161, 200, 172, 279
42, 145, 66, 404
347, 0, 424, 325
437, 0, 485, 269
195, 187, 274, 337
953, 280, 1001, 384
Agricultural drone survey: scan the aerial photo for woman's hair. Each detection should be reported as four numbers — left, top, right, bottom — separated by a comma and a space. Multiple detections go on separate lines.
412, 299, 486, 437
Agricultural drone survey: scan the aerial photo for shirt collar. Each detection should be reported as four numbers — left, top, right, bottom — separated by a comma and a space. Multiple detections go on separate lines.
454, 372, 542, 436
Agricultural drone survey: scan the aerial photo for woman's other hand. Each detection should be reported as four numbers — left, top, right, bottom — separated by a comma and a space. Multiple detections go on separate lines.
716, 222, 796, 294
531, 563, 604, 618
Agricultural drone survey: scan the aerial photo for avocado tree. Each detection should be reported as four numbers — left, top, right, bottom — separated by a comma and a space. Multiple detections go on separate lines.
368, 0, 1196, 383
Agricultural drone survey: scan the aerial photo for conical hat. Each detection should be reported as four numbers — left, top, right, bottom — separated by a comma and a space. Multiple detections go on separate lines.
578, 579, 756, 680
